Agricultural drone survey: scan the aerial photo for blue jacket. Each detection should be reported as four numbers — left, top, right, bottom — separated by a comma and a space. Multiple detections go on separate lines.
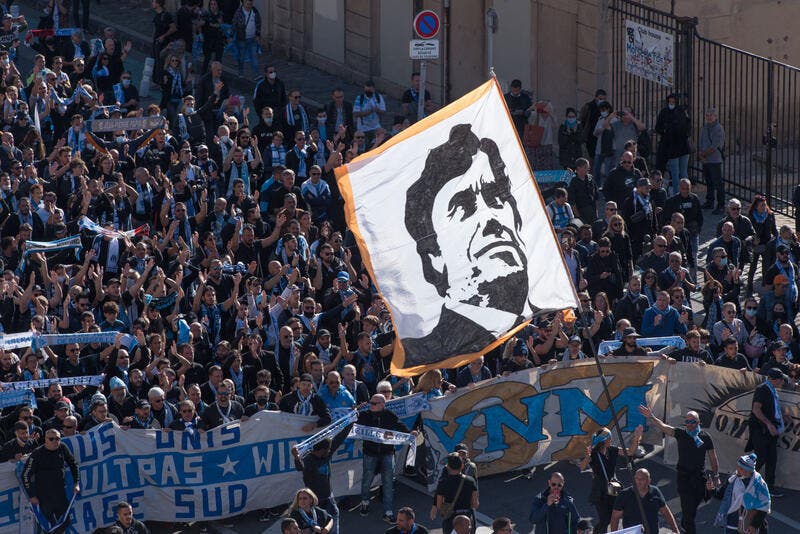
529, 487, 579, 534
642, 305, 688, 338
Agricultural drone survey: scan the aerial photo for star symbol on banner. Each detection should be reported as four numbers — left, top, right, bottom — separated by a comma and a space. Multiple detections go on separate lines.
218, 455, 239, 476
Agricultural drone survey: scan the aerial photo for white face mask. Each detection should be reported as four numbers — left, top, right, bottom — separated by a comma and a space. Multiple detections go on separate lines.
116, 136, 126, 143
268, 72, 277, 80
600, 111, 608, 118
220, 135, 230, 144
667, 103, 676, 110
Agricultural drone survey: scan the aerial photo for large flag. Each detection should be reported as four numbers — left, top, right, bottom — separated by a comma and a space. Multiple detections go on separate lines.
335, 78, 578, 375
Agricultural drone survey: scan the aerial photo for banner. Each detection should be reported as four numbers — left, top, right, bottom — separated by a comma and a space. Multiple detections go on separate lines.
422, 359, 800, 491
0, 412, 363, 533
90, 116, 165, 133
2, 374, 104, 391
423, 358, 668, 485
0, 390, 36, 409
597, 336, 686, 355
0, 332, 38, 351
336, 78, 578, 376
625, 20, 674, 86
662, 362, 800, 489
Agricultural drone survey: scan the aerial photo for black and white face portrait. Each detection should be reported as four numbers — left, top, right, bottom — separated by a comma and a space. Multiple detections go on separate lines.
339, 81, 577, 369
406, 124, 528, 315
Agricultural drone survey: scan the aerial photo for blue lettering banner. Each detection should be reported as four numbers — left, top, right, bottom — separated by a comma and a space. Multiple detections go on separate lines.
0, 412, 363, 533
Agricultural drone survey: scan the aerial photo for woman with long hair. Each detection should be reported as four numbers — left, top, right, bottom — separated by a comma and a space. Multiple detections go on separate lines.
641, 268, 660, 305
413, 369, 445, 400
603, 214, 634, 280
591, 291, 615, 346
286, 488, 334, 534
747, 195, 778, 294
579, 425, 643, 534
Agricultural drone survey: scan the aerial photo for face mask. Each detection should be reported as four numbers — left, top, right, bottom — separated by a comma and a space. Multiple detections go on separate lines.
667, 103, 676, 110
117, 364, 128, 372
745, 308, 757, 318
566, 118, 577, 127
220, 135, 230, 144
775, 314, 787, 322
719, 258, 728, 267
116, 136, 126, 144
57, 276, 66, 283
2, 60, 8, 67
317, 116, 326, 123
303, 310, 315, 319
263, 117, 273, 125
364, 90, 374, 98
629, 291, 640, 298
268, 72, 277, 80
122, 79, 131, 87
184, 107, 194, 115
256, 397, 268, 405
600, 111, 608, 118
596, 98, 604, 105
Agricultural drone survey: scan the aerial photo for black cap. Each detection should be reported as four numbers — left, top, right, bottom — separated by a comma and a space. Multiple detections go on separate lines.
135, 399, 150, 409
770, 340, 788, 352
577, 518, 594, 530
636, 177, 650, 187
767, 368, 789, 383
776, 244, 790, 253
317, 329, 331, 338
622, 327, 640, 338
299, 373, 313, 383
55, 400, 70, 411
454, 443, 468, 453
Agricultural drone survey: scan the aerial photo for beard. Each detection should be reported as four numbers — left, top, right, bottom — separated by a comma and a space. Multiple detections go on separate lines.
460, 268, 529, 315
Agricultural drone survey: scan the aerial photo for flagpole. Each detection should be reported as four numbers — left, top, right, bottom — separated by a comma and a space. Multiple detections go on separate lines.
580, 307, 650, 533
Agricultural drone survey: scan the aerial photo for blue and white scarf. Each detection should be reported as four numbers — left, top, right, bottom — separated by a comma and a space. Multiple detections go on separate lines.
269, 143, 286, 167
21, 235, 82, 271
295, 410, 358, 458
285, 103, 309, 133
714, 472, 771, 527
0, 389, 37, 409
687, 425, 705, 448
598, 336, 686, 355
3, 374, 104, 391
348, 423, 417, 458
765, 380, 784, 433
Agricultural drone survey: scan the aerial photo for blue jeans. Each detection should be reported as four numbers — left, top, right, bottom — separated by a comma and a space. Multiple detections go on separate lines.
360, 453, 395, 514
320, 497, 339, 534
235, 38, 259, 76
667, 154, 690, 194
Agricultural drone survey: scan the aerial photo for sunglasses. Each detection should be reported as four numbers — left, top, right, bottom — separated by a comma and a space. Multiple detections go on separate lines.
369, 401, 383, 405
549, 482, 564, 488
62, 425, 76, 430
47, 437, 61, 442
684, 419, 698, 425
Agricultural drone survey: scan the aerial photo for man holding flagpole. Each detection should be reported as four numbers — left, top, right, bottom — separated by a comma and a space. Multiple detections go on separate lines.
21, 428, 80, 534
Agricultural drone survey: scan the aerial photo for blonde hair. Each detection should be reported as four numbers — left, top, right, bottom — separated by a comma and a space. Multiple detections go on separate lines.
287, 488, 319, 513
414, 369, 442, 394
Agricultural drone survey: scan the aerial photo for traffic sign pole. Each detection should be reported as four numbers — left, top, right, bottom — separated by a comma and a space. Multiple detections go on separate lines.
417, 61, 427, 122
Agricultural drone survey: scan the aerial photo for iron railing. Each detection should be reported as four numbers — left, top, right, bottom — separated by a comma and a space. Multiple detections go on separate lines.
610, 0, 800, 216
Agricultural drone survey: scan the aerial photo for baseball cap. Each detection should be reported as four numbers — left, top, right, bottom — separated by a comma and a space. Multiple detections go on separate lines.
106, 278, 121, 286
317, 329, 331, 337
770, 340, 788, 352
776, 244, 790, 253
55, 400, 70, 411
636, 177, 650, 187
767, 368, 790, 383
622, 327, 641, 338
569, 335, 582, 344
135, 399, 150, 409
453, 443, 468, 453
336, 271, 349, 282
299, 373, 313, 383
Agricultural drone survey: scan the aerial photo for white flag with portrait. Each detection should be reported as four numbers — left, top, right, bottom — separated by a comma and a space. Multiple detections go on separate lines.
336, 78, 578, 375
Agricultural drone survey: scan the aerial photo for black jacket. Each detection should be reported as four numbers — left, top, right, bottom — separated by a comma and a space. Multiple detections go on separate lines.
253, 77, 287, 118
356, 409, 410, 456
279, 391, 331, 427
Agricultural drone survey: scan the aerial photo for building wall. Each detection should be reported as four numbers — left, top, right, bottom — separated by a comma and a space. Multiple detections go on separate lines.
264, 0, 792, 117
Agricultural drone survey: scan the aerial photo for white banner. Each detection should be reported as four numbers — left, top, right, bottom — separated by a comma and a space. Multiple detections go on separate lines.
625, 20, 675, 86
336, 78, 578, 375
0, 412, 363, 533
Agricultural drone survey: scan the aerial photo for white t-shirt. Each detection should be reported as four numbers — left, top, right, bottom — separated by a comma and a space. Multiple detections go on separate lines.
353, 93, 385, 132
243, 8, 256, 39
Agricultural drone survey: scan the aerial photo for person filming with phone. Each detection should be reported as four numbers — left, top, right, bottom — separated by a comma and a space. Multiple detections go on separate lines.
529, 472, 581, 534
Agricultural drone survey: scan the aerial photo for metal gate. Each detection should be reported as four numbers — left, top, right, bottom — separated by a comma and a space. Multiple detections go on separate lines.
610, 0, 800, 215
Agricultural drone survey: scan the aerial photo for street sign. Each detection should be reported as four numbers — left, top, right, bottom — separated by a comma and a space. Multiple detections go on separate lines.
92, 115, 165, 133
409, 39, 440, 60
413, 10, 440, 39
